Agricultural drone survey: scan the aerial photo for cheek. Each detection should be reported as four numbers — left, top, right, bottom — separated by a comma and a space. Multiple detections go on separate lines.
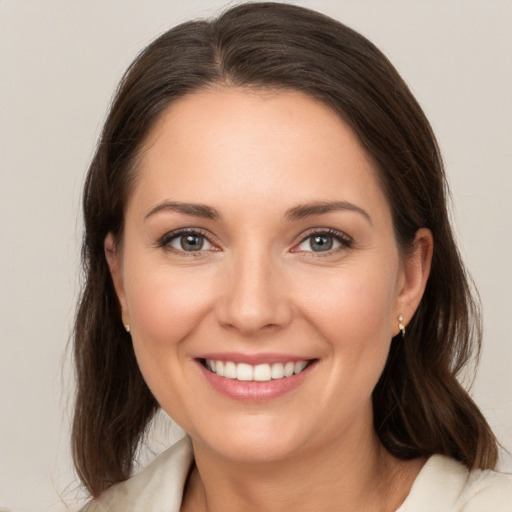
123, 265, 220, 424
298, 260, 399, 342
123, 263, 219, 397
293, 256, 400, 393
125, 263, 216, 342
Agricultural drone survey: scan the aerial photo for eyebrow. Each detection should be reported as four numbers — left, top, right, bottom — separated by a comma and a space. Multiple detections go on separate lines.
144, 199, 372, 224
144, 201, 221, 220
285, 201, 372, 225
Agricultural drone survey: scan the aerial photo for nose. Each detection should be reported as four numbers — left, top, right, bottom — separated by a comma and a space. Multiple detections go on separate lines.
215, 249, 293, 337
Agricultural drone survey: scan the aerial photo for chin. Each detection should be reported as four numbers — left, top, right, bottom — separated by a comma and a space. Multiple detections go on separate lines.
188, 415, 312, 463
214, 437, 303, 463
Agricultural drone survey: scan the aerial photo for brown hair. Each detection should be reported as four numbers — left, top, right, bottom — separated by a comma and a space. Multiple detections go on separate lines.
73, 1, 498, 497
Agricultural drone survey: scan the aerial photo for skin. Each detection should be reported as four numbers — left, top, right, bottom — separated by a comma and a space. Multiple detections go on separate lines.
106, 88, 433, 511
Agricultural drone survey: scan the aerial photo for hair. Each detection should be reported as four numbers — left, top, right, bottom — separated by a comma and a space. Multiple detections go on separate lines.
73, 1, 498, 498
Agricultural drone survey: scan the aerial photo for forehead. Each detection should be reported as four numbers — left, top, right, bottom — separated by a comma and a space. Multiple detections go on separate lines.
129, 87, 390, 223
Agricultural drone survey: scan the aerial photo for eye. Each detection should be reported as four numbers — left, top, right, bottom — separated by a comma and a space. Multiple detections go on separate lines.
294, 229, 351, 253
161, 229, 216, 253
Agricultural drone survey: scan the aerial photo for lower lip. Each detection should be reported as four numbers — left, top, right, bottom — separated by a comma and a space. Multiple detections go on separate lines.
196, 360, 316, 402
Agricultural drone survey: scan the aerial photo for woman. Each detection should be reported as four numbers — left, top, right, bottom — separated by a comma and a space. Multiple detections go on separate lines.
74, 2, 512, 510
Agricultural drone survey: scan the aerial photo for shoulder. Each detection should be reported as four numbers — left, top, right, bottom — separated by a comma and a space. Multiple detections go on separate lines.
458, 465, 512, 511
399, 454, 512, 512
80, 435, 194, 512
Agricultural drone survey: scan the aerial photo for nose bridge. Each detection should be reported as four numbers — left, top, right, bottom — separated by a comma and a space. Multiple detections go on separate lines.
216, 242, 291, 335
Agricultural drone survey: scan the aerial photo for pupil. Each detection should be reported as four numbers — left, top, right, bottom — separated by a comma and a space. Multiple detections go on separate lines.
311, 235, 333, 251
181, 234, 203, 251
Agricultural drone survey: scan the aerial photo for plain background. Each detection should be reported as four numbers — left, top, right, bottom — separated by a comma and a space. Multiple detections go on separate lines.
0, 1, 511, 510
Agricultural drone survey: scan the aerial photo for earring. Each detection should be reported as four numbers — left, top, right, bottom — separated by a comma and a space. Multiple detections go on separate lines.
124, 324, 131, 334
398, 315, 406, 337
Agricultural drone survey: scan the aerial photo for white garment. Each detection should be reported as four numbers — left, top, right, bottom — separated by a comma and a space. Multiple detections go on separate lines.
82, 436, 512, 511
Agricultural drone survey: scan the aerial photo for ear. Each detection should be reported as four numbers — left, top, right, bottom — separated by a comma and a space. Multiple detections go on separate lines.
104, 232, 130, 328
395, 228, 433, 334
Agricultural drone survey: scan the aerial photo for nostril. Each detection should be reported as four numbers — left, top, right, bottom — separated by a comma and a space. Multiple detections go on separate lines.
215, 296, 293, 336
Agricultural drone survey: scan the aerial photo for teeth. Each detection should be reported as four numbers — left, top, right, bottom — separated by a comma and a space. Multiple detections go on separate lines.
284, 362, 295, 377
254, 364, 271, 381
271, 363, 284, 379
294, 361, 308, 374
224, 361, 237, 379
205, 359, 310, 381
237, 363, 253, 381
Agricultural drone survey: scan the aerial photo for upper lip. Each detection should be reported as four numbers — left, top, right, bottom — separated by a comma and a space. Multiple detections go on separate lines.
196, 352, 315, 365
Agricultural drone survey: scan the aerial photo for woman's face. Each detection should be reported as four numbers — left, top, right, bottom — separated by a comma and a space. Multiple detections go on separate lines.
107, 88, 430, 462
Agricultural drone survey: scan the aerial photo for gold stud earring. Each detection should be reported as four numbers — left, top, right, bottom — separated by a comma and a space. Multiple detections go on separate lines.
398, 315, 406, 337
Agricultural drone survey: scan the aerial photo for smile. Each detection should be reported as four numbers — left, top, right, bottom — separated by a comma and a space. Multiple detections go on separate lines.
204, 359, 310, 382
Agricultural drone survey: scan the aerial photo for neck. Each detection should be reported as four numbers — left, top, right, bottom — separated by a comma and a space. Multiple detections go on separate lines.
181, 421, 421, 512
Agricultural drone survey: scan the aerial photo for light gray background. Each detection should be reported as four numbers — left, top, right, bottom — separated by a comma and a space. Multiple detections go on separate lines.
1, 1, 511, 510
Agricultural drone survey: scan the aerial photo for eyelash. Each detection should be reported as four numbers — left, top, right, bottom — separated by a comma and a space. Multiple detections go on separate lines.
159, 228, 219, 255
158, 227, 352, 255
293, 228, 352, 255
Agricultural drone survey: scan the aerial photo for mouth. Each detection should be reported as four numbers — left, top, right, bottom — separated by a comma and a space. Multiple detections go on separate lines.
201, 358, 313, 382
195, 353, 318, 401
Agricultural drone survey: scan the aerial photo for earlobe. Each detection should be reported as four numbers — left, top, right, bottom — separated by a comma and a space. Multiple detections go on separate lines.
396, 228, 433, 332
104, 232, 130, 327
